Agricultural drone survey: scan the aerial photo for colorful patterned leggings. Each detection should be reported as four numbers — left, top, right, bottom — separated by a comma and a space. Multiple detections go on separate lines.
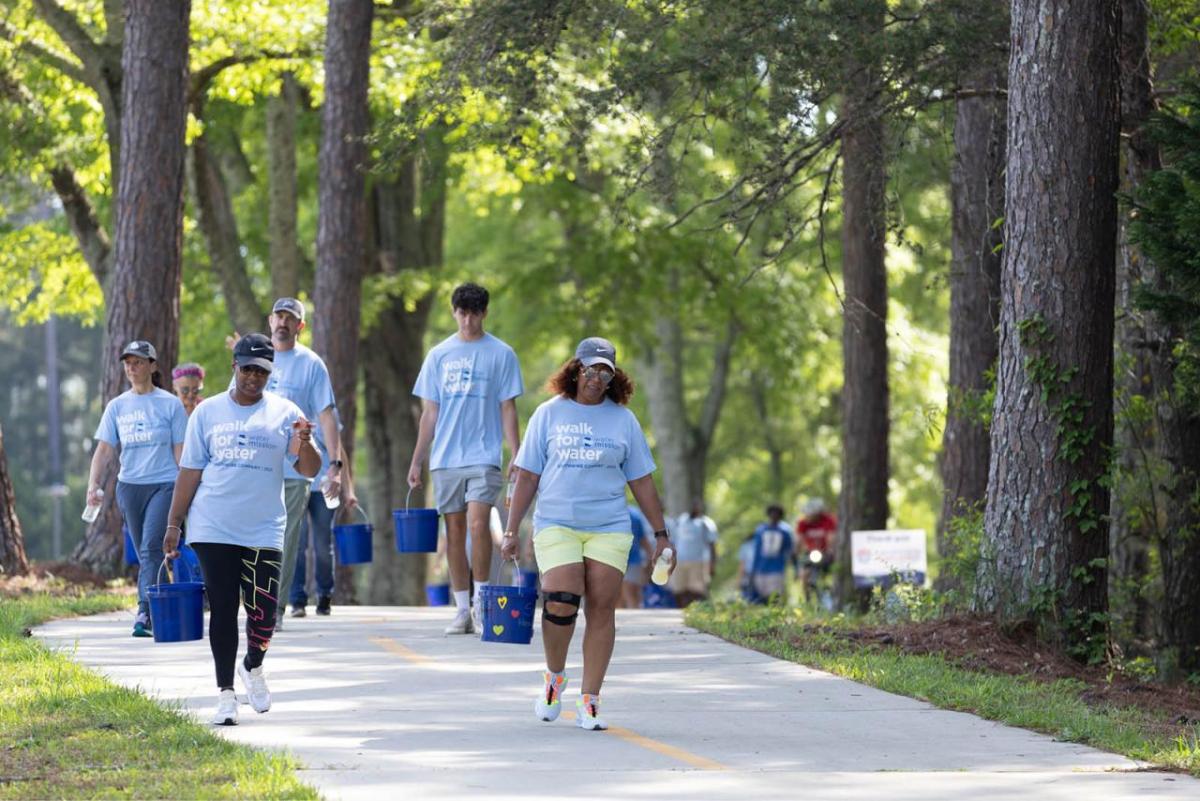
191, 543, 282, 690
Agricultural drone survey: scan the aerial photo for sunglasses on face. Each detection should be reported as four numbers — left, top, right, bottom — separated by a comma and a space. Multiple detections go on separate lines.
581, 366, 615, 386
239, 365, 270, 377
175, 387, 203, 396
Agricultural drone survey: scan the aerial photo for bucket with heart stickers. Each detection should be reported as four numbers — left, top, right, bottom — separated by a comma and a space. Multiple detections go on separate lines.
480, 561, 537, 645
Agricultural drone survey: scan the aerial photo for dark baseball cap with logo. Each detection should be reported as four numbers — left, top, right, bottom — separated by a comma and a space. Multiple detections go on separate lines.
271, 297, 305, 321
120, 340, 157, 361
233, 333, 275, 372
575, 337, 617, 370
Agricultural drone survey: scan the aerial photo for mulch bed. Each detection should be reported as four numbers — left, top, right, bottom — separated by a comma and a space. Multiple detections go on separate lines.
815, 614, 1200, 734
0, 561, 133, 598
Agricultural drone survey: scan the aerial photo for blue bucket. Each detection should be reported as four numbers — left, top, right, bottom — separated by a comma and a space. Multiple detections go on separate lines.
425, 583, 450, 606
519, 569, 540, 592
123, 525, 139, 566
147, 562, 205, 643
480, 564, 538, 645
393, 488, 438, 553
642, 582, 677, 609
334, 506, 374, 564
173, 543, 203, 584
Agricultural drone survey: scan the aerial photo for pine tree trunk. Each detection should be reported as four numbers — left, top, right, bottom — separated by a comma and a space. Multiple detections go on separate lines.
313, 0, 373, 459
73, 0, 191, 574
936, 45, 1006, 592
640, 308, 693, 517
975, 0, 1120, 647
267, 72, 302, 300
0, 422, 30, 577
834, 0, 889, 609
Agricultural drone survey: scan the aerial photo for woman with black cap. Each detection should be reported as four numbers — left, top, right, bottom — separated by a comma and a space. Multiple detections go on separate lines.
86, 340, 188, 637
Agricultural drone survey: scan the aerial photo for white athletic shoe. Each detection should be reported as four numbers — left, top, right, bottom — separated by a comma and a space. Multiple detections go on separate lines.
237, 661, 271, 713
211, 689, 238, 726
470, 602, 483, 637
534, 671, 567, 722
576, 695, 607, 731
444, 607, 474, 635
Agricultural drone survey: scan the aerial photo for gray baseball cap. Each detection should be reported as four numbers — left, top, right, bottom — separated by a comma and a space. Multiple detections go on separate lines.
575, 337, 616, 370
271, 297, 305, 321
120, 340, 157, 361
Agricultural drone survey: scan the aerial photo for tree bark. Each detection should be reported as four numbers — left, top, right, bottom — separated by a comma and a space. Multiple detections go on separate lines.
72, 0, 191, 574
975, 0, 1119, 647
936, 32, 1007, 592
0, 422, 30, 577
1109, 0, 1160, 646
313, 0, 373, 464
267, 72, 302, 300
834, 0, 890, 610
49, 166, 112, 286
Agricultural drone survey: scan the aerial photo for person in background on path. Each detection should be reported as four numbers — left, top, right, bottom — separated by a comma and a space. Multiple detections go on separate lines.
164, 333, 321, 726
736, 532, 759, 603
620, 504, 653, 609
289, 422, 344, 617
232, 298, 356, 627
171, 363, 205, 416
795, 497, 837, 602
408, 283, 523, 636
747, 504, 794, 603
670, 499, 719, 608
86, 341, 187, 637
502, 336, 674, 731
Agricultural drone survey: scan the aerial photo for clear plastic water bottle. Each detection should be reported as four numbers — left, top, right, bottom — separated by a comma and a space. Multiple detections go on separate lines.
320, 474, 340, 509
651, 547, 673, 586
82, 489, 103, 523
504, 479, 516, 509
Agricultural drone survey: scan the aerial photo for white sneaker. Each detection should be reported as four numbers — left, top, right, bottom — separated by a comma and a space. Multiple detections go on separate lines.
444, 607, 474, 635
237, 661, 271, 713
534, 671, 567, 722
211, 689, 238, 726
576, 695, 607, 731
470, 602, 483, 637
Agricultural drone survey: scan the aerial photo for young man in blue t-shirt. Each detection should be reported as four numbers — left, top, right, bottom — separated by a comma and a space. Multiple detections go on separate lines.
409, 283, 524, 635
748, 504, 794, 601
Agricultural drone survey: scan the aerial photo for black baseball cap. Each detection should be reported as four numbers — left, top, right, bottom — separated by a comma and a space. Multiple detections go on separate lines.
120, 340, 157, 361
271, 297, 305, 321
232, 333, 275, 372
575, 337, 616, 370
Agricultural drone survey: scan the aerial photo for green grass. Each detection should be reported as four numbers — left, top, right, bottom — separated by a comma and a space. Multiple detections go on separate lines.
687, 601, 1200, 777
0, 591, 319, 800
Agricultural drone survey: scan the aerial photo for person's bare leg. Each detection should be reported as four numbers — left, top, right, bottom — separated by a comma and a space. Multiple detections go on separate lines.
580, 559, 624, 695
540, 563, 585, 673
620, 581, 641, 609
467, 501, 493, 583
444, 511, 469, 593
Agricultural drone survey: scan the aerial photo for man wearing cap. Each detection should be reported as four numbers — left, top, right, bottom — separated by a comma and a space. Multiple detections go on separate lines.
231, 298, 355, 623
409, 282, 524, 635
165, 333, 321, 725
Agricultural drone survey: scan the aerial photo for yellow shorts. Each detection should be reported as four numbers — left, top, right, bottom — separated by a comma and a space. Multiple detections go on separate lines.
533, 526, 634, 574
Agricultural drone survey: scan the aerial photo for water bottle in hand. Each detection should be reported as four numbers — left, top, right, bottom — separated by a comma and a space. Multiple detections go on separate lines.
651, 547, 673, 586
504, 479, 515, 509
320, 474, 340, 509
82, 489, 103, 523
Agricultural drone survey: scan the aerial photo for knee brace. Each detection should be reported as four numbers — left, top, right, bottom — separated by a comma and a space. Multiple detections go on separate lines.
542, 591, 582, 626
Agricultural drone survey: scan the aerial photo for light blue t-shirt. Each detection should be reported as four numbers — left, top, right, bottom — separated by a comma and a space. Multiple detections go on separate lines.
94, 388, 187, 485
751, 522, 794, 575
413, 333, 523, 470
515, 396, 656, 534
674, 513, 719, 563
228, 343, 335, 480
180, 390, 303, 550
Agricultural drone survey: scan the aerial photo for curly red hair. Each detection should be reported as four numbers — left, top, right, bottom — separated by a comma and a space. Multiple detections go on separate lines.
545, 358, 634, 405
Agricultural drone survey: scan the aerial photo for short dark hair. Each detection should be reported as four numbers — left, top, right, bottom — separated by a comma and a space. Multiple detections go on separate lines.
766, 504, 784, 518
451, 283, 489, 313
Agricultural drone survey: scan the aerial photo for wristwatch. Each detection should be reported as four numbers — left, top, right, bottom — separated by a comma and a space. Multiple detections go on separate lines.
330, 459, 344, 469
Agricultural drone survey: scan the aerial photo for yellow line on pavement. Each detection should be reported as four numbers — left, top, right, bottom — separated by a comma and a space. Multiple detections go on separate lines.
562, 711, 727, 771
369, 636, 432, 665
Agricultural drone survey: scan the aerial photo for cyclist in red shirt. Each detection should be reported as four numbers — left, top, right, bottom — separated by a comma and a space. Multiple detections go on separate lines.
795, 498, 837, 602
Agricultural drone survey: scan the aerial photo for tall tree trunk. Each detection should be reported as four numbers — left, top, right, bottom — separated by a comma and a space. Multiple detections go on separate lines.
73, 0, 191, 574
1109, 0, 1160, 647
936, 39, 1007, 592
267, 72, 302, 300
834, 0, 889, 610
751, 375, 785, 502
312, 0, 373, 466
189, 110, 263, 337
0, 422, 30, 577
364, 138, 447, 605
975, 0, 1119, 650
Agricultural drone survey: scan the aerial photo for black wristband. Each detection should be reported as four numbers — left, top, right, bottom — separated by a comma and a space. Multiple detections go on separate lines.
654, 529, 669, 539
330, 459, 344, 469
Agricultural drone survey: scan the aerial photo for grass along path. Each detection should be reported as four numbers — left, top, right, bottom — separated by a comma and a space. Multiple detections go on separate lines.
0, 592, 318, 800
686, 601, 1200, 777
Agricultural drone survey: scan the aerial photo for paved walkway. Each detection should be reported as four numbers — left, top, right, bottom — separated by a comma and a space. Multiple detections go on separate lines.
36, 607, 1198, 800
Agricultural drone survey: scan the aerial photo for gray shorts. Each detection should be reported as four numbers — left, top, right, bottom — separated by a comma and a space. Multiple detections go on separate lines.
432, 465, 503, 514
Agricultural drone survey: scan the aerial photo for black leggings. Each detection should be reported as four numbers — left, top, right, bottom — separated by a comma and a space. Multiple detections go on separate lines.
192, 543, 282, 690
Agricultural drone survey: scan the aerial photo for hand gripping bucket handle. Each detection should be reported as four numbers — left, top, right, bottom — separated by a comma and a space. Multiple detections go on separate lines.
393, 487, 439, 553
147, 557, 205, 643
480, 559, 537, 645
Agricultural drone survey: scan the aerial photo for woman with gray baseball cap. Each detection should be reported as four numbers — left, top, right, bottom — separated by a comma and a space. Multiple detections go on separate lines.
86, 340, 188, 637
501, 336, 675, 731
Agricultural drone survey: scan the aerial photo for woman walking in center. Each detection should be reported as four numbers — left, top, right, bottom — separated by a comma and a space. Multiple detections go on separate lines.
502, 337, 674, 731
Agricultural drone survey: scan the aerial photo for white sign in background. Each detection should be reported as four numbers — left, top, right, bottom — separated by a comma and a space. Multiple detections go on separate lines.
850, 529, 928, 588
